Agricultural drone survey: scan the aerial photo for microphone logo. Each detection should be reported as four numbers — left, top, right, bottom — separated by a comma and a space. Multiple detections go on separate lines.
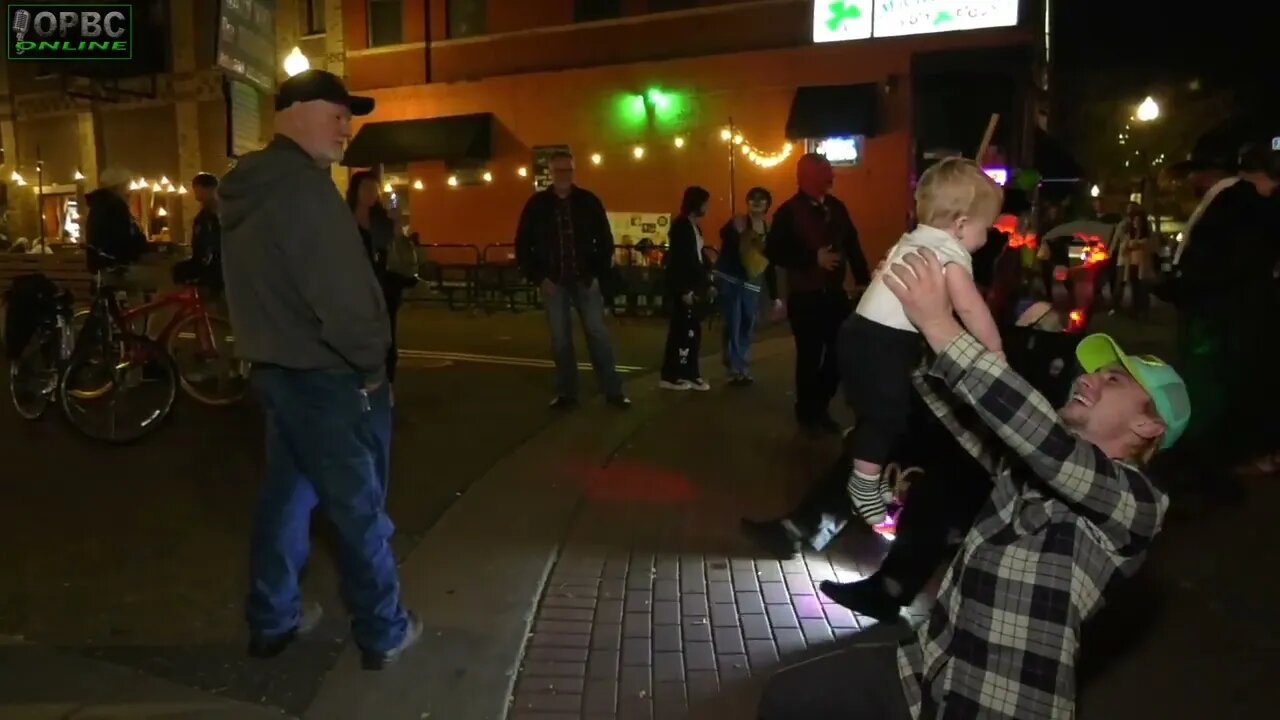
12, 8, 30, 55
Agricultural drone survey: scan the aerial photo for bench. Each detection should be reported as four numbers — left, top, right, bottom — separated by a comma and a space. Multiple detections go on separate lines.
0, 252, 95, 305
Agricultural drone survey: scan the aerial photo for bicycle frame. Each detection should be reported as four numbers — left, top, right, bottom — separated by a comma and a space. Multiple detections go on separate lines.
113, 284, 217, 352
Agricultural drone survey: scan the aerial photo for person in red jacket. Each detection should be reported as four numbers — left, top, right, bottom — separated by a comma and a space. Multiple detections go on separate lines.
765, 154, 870, 435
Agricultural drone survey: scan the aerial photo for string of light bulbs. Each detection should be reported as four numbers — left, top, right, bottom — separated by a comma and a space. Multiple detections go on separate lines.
381, 126, 794, 191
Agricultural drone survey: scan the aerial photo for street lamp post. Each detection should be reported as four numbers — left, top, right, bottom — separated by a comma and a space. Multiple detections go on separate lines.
1134, 96, 1161, 233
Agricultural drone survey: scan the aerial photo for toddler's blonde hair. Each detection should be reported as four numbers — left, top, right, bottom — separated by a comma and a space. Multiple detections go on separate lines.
915, 157, 1003, 228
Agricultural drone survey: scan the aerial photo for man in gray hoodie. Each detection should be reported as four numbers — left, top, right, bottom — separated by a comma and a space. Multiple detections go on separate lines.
220, 69, 421, 670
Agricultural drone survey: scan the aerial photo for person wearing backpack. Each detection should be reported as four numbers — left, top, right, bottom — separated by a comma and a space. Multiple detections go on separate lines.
348, 171, 417, 384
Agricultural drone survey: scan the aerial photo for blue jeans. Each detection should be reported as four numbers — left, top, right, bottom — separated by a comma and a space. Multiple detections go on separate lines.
247, 367, 408, 654
543, 281, 623, 399
718, 278, 760, 374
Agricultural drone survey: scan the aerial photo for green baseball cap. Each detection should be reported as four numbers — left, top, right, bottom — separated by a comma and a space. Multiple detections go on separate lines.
1075, 334, 1190, 450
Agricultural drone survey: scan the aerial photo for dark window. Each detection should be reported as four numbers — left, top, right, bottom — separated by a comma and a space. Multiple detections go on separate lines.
650, 0, 698, 12
575, 0, 621, 22
447, 0, 486, 39
305, 0, 325, 35
368, 0, 404, 47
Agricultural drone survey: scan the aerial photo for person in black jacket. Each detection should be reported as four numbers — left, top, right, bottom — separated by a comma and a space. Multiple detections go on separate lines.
85, 166, 151, 296
765, 154, 870, 435
660, 186, 713, 391
515, 150, 629, 410
347, 170, 405, 383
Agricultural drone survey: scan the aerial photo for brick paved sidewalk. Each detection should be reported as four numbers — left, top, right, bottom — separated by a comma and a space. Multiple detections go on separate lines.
508, 358, 900, 720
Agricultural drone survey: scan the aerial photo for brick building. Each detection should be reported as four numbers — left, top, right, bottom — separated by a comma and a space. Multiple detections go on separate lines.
339, 0, 1053, 260
0, 1, 1053, 261
0, 0, 344, 246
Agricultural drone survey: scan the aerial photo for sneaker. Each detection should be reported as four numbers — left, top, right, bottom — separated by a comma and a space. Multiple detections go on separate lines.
361, 611, 425, 670
687, 378, 712, 392
248, 601, 324, 659
549, 396, 578, 410
659, 380, 691, 391
606, 394, 632, 410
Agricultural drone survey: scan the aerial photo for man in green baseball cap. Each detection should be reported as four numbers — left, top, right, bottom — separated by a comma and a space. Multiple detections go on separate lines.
761, 249, 1190, 720
1070, 333, 1191, 456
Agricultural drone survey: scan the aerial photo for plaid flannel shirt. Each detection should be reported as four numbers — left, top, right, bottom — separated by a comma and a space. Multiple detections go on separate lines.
897, 332, 1169, 719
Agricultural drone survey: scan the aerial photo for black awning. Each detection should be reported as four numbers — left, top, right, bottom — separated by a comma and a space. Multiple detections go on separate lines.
342, 113, 494, 167
785, 84, 881, 140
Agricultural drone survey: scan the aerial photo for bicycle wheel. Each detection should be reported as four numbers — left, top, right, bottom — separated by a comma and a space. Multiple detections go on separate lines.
59, 333, 178, 444
166, 314, 247, 405
8, 328, 58, 420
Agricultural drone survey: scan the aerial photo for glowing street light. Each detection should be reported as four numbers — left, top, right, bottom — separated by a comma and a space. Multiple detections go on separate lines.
1090, 184, 1101, 198
590, 153, 603, 165
517, 166, 528, 177
673, 136, 685, 149
283, 47, 310, 77
632, 145, 645, 160
1136, 96, 1160, 122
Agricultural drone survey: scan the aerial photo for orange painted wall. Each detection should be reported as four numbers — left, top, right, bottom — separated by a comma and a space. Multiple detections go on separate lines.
354, 32, 1030, 263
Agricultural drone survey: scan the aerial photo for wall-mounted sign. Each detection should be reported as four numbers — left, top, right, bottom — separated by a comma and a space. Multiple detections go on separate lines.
226, 79, 263, 158
813, 1, 1020, 43
813, 1, 871, 44
217, 0, 276, 93
873, 1, 1020, 38
1272, 136, 1280, 151
807, 136, 863, 166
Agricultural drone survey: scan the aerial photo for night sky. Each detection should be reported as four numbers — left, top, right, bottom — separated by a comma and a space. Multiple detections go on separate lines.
1054, 0, 1276, 100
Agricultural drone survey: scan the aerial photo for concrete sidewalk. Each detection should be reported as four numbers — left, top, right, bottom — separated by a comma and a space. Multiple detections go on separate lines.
306, 319, 1278, 719
0, 641, 288, 719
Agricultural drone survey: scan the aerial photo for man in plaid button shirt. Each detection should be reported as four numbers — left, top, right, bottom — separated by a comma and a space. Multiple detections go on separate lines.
759, 249, 1190, 719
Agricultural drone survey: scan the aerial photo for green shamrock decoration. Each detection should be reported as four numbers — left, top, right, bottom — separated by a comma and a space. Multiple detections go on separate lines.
825, 1, 863, 32
934, 10, 955, 26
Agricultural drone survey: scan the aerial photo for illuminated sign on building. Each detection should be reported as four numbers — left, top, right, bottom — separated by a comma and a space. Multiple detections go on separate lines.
813, 1, 1020, 43
813, 1, 871, 43
807, 136, 863, 166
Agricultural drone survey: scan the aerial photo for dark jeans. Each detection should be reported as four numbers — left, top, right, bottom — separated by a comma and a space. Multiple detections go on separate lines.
662, 299, 703, 382
718, 279, 760, 374
758, 640, 912, 720
787, 290, 850, 423
247, 367, 409, 654
543, 281, 623, 399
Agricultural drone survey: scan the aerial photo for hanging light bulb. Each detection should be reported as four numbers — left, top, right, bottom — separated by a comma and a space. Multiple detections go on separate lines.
720, 128, 732, 141
177, 184, 188, 195
674, 136, 685, 149
517, 166, 528, 178
447, 175, 458, 187
156, 206, 168, 217
74, 170, 85, 181
152, 181, 163, 192
732, 134, 744, 145
160, 175, 170, 186
632, 145, 645, 159
9, 170, 23, 183
412, 179, 424, 190
382, 181, 393, 193
482, 171, 493, 183
590, 153, 602, 165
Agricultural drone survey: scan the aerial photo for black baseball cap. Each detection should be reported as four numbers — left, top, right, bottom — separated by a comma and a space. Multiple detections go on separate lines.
274, 69, 374, 116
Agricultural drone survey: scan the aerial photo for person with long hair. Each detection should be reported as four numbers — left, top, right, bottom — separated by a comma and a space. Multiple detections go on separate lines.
1114, 202, 1153, 318
347, 171, 404, 383
660, 186, 713, 391
714, 187, 779, 386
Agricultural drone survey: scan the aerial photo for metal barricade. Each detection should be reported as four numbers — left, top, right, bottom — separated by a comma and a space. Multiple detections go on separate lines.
412, 243, 481, 311
479, 243, 537, 313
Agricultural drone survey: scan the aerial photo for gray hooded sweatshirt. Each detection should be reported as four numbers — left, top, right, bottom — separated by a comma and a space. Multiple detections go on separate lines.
220, 135, 390, 382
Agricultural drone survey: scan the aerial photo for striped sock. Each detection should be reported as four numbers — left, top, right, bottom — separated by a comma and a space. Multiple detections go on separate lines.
847, 468, 887, 525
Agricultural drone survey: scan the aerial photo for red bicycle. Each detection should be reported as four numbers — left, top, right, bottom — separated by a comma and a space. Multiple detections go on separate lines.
74, 281, 247, 405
